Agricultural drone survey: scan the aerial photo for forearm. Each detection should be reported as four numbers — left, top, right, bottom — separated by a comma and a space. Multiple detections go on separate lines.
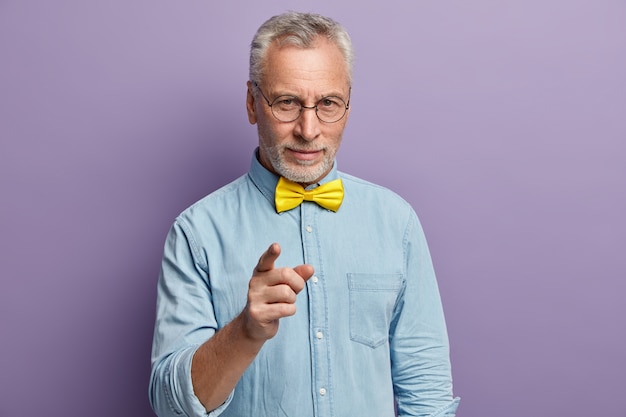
191, 312, 265, 411
150, 307, 269, 417
150, 238, 310, 416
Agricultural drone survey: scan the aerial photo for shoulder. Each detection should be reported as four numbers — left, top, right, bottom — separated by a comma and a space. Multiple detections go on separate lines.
177, 174, 252, 223
337, 172, 428, 249
339, 171, 414, 214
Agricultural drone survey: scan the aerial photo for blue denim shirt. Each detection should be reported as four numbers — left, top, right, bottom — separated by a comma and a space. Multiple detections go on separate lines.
150, 152, 459, 417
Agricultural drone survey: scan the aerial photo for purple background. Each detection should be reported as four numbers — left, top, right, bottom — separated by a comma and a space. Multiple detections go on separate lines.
1, 1, 624, 416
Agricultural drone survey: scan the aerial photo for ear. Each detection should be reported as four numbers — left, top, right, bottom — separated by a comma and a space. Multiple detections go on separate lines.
246, 81, 257, 125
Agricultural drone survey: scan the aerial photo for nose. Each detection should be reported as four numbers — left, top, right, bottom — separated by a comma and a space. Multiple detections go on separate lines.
294, 106, 321, 141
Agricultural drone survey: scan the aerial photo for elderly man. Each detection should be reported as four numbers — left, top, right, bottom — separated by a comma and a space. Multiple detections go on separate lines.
150, 11, 459, 417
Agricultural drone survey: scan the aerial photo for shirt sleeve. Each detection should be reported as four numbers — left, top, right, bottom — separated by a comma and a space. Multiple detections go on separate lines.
149, 219, 234, 417
391, 209, 460, 417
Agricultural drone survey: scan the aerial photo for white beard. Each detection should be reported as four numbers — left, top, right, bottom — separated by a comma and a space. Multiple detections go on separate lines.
260, 142, 336, 184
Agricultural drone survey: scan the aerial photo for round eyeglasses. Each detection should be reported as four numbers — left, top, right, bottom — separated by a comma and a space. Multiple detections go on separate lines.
254, 82, 350, 123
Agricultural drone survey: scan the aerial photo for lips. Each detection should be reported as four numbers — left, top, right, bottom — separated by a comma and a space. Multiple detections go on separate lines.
287, 148, 322, 161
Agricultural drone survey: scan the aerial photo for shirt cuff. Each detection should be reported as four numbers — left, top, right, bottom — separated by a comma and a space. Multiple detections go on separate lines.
429, 397, 461, 417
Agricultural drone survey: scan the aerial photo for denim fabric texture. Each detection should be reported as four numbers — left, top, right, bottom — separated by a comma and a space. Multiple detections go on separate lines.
149, 151, 459, 417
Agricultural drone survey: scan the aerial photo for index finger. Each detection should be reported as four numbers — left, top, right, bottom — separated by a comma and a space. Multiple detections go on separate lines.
254, 243, 281, 273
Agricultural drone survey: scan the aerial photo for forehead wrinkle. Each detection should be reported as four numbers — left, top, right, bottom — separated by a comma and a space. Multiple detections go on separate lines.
265, 73, 349, 101
261, 38, 349, 101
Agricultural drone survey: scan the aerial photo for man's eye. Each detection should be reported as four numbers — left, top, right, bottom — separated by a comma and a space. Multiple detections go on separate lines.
319, 98, 340, 108
274, 97, 299, 109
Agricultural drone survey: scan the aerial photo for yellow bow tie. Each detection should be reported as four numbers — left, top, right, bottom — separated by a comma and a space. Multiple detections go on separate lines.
275, 177, 344, 213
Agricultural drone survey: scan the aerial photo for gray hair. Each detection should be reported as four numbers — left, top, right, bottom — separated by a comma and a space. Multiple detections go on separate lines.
249, 11, 354, 84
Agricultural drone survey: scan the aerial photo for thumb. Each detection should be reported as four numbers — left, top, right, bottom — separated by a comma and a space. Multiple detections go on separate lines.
293, 264, 315, 283
255, 243, 281, 273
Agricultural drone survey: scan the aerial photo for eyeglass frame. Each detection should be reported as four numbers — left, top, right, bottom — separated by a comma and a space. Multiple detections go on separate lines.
253, 81, 350, 123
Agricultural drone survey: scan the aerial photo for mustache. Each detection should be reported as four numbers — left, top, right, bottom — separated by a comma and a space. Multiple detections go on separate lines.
283, 144, 324, 152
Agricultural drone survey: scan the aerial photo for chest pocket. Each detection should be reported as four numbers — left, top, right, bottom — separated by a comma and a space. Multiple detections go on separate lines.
347, 273, 404, 348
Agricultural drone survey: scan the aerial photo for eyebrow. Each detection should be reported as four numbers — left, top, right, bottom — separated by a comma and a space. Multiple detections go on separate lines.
270, 90, 349, 101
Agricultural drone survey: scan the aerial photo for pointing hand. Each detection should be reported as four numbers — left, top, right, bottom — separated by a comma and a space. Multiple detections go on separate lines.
242, 243, 314, 341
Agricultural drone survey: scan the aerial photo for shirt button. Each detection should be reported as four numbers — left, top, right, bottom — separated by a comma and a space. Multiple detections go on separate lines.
305, 225, 313, 233
311, 276, 318, 283
319, 388, 326, 396
315, 331, 323, 339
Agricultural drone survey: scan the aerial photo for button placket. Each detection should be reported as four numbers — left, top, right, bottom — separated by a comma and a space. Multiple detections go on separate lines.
301, 203, 332, 415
